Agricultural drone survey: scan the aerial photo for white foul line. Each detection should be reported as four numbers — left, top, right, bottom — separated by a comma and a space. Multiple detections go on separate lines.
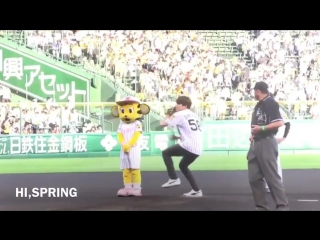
297, 200, 319, 202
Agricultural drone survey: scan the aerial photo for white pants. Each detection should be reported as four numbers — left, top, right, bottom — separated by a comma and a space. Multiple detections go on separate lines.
119, 147, 141, 170
265, 155, 282, 189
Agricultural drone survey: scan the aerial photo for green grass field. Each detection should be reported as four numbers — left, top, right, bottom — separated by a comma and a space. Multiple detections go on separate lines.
0, 154, 320, 174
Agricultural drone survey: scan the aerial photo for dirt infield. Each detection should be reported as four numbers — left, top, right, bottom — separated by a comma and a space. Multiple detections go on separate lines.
0, 170, 319, 211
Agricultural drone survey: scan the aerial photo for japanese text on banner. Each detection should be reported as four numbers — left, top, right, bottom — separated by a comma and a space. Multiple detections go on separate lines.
0, 135, 87, 155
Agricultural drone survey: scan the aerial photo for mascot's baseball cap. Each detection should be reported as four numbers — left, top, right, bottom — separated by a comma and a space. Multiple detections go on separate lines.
253, 81, 269, 93
116, 96, 141, 105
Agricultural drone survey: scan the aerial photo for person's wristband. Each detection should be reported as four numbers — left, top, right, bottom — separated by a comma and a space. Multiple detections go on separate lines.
261, 126, 265, 131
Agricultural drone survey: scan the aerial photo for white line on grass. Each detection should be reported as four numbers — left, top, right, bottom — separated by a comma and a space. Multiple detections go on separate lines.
297, 200, 319, 202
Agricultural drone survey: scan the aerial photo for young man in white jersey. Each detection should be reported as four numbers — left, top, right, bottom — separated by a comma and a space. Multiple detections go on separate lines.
265, 93, 291, 192
160, 96, 203, 197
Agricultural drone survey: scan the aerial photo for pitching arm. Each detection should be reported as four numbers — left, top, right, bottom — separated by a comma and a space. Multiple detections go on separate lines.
170, 126, 180, 140
171, 135, 180, 140
160, 114, 180, 128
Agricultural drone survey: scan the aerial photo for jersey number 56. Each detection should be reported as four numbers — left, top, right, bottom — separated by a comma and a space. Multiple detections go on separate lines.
188, 119, 201, 131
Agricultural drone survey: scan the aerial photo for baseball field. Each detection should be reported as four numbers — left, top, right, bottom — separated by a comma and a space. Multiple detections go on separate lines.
1, 154, 320, 210
0, 154, 319, 174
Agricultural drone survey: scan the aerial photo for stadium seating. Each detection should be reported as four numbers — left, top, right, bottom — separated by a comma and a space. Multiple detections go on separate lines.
0, 30, 319, 132
1, 100, 317, 135
197, 30, 249, 56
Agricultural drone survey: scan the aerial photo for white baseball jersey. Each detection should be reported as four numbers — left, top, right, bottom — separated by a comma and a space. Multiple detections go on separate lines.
165, 109, 203, 155
117, 120, 142, 169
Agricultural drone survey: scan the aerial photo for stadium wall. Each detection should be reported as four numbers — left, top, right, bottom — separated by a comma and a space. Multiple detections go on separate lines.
0, 120, 318, 159
0, 39, 163, 132
0, 40, 103, 102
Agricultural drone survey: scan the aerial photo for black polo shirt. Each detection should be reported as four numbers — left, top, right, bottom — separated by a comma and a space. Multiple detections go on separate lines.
251, 96, 283, 137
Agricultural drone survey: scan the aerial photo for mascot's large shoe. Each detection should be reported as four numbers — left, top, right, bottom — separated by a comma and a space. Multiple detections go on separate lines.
128, 188, 142, 197
117, 188, 131, 197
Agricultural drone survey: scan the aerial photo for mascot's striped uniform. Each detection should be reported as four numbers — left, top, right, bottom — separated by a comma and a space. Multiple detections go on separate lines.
111, 96, 150, 197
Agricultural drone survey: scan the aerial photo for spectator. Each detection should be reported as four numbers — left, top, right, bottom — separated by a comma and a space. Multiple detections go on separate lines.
237, 30, 320, 118
0, 98, 104, 134
1, 30, 320, 121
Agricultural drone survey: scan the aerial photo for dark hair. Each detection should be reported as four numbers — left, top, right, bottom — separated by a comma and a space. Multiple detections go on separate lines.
176, 96, 192, 109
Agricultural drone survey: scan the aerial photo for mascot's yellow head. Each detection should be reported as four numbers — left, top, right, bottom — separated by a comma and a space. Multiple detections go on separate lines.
111, 96, 150, 124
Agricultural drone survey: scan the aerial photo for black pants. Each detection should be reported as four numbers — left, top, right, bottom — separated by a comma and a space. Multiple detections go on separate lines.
162, 144, 200, 191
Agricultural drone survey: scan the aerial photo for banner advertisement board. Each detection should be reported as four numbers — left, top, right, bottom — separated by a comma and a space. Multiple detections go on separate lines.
0, 46, 90, 103
0, 120, 318, 158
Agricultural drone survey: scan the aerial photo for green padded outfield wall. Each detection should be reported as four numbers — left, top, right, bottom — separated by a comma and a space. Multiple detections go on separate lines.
0, 120, 318, 159
0, 132, 175, 158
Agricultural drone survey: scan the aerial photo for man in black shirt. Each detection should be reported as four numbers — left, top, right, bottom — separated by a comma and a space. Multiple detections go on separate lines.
247, 82, 289, 211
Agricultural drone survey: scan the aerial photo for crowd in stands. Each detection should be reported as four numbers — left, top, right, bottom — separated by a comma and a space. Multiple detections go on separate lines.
0, 87, 103, 134
1, 30, 320, 121
236, 30, 320, 119
236, 31, 320, 99
23, 30, 225, 103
